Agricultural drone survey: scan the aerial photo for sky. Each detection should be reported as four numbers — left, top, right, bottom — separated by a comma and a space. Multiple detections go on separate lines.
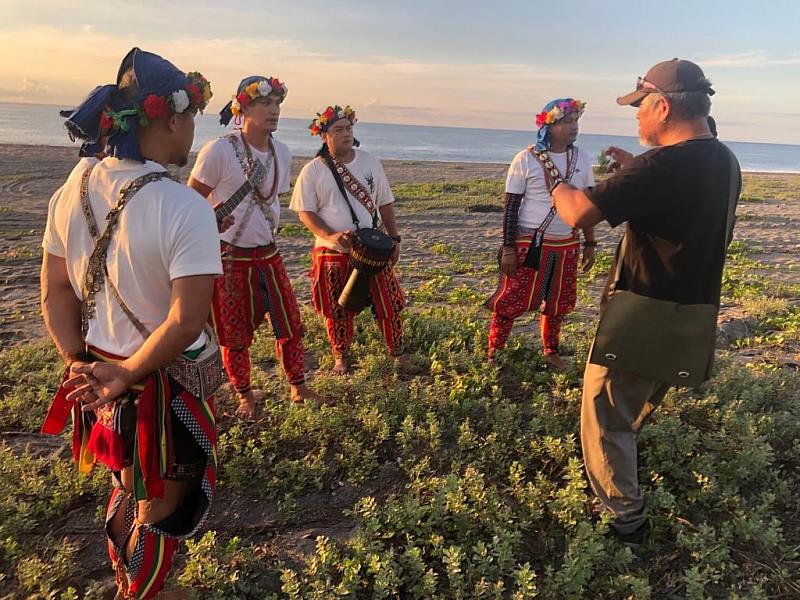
0, 0, 798, 144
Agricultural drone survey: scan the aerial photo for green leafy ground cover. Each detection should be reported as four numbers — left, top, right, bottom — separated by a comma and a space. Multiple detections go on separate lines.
1, 175, 799, 598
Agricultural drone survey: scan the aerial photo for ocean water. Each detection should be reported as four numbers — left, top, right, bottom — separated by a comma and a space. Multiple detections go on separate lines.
2, 102, 798, 173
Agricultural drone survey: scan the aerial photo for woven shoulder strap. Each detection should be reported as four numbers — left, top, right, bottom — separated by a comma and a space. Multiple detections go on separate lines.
525, 147, 579, 233
81, 170, 177, 338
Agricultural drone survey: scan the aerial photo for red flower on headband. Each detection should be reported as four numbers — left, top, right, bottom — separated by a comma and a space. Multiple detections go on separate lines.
535, 111, 548, 128
323, 107, 336, 120
99, 111, 113, 133
143, 94, 170, 120
237, 92, 251, 108
186, 83, 203, 108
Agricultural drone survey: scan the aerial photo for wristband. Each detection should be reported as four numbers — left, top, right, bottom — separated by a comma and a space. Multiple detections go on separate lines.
391, 235, 402, 243
549, 179, 564, 194
583, 241, 598, 247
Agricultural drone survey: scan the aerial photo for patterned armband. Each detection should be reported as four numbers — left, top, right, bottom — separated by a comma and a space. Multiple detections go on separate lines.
502, 193, 523, 247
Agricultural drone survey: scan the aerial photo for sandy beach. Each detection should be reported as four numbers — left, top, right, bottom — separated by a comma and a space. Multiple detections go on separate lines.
2, 142, 799, 353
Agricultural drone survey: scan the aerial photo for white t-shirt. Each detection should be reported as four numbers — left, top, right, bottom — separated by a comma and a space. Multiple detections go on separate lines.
289, 149, 395, 251
43, 158, 223, 357
190, 132, 291, 247
506, 147, 595, 238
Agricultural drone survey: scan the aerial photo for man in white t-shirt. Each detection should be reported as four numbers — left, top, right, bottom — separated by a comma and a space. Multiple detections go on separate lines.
40, 48, 221, 599
290, 105, 407, 375
189, 75, 321, 417
486, 98, 597, 370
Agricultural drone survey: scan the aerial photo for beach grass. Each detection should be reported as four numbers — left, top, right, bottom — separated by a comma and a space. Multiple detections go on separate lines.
739, 172, 799, 202
394, 178, 504, 211
1, 168, 799, 598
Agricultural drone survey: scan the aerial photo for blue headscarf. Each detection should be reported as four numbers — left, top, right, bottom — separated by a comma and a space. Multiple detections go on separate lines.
60, 101, 107, 157
220, 76, 262, 126
534, 97, 585, 152
62, 48, 192, 162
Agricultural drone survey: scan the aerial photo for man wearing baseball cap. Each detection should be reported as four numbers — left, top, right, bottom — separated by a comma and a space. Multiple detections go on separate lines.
550, 59, 741, 544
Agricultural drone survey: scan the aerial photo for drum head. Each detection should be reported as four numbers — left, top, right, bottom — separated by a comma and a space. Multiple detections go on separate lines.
355, 228, 394, 253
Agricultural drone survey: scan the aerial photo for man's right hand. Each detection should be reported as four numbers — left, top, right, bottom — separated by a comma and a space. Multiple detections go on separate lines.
66, 361, 134, 412
605, 146, 635, 172
500, 247, 518, 277
327, 231, 353, 251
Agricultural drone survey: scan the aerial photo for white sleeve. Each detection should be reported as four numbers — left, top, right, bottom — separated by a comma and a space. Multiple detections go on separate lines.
165, 191, 223, 280
289, 162, 321, 213
505, 151, 529, 195
42, 185, 67, 258
277, 143, 292, 195
190, 140, 225, 189
374, 161, 395, 207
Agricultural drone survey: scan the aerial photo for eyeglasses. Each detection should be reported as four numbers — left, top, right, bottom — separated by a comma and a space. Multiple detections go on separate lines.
636, 77, 665, 93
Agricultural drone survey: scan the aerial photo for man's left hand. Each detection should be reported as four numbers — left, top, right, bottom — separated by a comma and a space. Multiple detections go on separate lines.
218, 215, 235, 233
390, 242, 400, 266
581, 245, 596, 273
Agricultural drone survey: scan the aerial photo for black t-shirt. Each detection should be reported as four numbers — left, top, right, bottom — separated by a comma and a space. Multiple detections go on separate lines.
588, 139, 741, 306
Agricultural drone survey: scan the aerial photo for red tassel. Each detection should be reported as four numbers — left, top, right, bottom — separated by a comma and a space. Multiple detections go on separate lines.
41, 373, 72, 435
86, 405, 125, 471
136, 373, 165, 499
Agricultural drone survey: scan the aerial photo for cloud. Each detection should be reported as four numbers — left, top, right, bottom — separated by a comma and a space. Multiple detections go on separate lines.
20, 77, 50, 95
0, 22, 796, 143
0, 76, 54, 102
701, 51, 800, 68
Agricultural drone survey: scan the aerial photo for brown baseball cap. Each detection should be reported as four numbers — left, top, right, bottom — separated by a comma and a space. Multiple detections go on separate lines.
617, 58, 715, 107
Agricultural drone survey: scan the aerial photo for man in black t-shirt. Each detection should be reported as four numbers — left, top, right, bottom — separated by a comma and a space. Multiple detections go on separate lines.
551, 59, 741, 543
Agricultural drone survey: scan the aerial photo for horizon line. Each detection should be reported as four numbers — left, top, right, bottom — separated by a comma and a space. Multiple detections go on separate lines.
1, 100, 798, 148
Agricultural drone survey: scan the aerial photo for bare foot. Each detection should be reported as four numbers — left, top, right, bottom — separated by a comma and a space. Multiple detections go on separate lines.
290, 383, 335, 407
235, 389, 265, 420
394, 353, 423, 375
544, 353, 567, 372
330, 357, 351, 376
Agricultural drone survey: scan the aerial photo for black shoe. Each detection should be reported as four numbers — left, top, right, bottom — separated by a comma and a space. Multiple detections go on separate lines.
612, 521, 649, 547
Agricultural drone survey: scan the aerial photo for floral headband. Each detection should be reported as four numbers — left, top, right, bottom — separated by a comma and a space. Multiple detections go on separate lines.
535, 99, 586, 129
231, 77, 288, 117
309, 105, 357, 136
100, 71, 212, 134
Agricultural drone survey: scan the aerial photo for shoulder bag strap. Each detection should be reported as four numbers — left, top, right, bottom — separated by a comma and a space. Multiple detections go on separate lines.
609, 145, 741, 295
79, 163, 100, 239
722, 145, 740, 249
330, 156, 381, 229
321, 153, 364, 230
527, 147, 579, 237
81, 171, 176, 339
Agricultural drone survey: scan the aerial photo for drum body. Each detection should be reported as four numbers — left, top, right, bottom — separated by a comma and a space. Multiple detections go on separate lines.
338, 228, 395, 312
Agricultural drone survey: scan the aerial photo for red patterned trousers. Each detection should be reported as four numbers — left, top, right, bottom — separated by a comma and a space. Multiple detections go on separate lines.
486, 234, 580, 356
211, 243, 306, 392
311, 247, 406, 358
